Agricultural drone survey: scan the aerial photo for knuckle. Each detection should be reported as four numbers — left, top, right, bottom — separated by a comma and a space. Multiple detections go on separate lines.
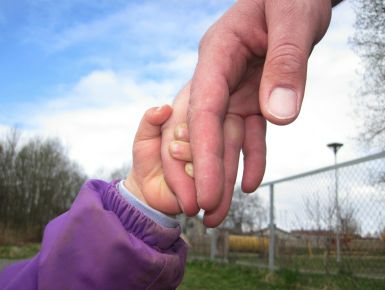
198, 25, 216, 53
198, 22, 232, 56
267, 43, 305, 76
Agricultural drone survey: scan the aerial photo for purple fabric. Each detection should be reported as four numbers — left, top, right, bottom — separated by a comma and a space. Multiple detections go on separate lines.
0, 180, 187, 290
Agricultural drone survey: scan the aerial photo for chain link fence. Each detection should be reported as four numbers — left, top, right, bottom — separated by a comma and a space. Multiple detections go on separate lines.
183, 151, 385, 288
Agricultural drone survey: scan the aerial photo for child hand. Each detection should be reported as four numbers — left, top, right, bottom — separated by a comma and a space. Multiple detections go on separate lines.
124, 105, 193, 215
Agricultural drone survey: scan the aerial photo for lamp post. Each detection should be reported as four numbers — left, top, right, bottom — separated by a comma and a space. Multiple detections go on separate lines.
327, 142, 343, 263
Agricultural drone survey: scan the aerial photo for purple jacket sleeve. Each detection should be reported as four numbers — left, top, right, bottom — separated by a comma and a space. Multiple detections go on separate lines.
0, 180, 187, 290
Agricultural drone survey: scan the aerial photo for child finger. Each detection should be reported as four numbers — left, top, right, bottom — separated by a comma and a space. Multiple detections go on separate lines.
135, 105, 172, 141
185, 162, 194, 178
174, 123, 189, 142
169, 140, 192, 161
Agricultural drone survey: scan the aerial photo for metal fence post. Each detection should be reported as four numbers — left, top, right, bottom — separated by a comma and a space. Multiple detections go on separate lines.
269, 183, 275, 272
210, 228, 217, 260
334, 157, 341, 263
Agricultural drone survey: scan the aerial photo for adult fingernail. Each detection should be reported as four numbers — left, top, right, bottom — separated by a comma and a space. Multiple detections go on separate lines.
268, 87, 298, 119
185, 162, 194, 178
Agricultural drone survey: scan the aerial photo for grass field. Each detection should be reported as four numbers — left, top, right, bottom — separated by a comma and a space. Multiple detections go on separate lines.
224, 251, 385, 279
179, 260, 385, 290
0, 243, 40, 260
1, 244, 384, 289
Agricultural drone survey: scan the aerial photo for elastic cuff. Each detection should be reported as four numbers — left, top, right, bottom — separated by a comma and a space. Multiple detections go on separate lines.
117, 180, 179, 228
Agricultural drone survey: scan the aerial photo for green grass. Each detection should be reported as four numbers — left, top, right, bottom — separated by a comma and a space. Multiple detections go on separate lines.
0, 243, 40, 259
278, 254, 385, 277
179, 260, 385, 290
179, 260, 272, 290
1, 245, 384, 289
224, 251, 385, 278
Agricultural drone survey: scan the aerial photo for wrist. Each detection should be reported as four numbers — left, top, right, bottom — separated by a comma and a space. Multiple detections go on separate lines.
118, 180, 179, 228
124, 171, 148, 205
124, 172, 176, 218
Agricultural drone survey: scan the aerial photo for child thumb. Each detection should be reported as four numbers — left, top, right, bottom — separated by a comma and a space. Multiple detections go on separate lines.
135, 105, 173, 142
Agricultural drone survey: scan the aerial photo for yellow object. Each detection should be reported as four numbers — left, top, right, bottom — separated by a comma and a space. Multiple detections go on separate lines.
307, 240, 313, 257
229, 235, 268, 253
381, 230, 385, 241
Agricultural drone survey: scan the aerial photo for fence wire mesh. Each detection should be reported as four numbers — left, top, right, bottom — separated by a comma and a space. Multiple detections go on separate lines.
184, 151, 385, 288
263, 151, 385, 279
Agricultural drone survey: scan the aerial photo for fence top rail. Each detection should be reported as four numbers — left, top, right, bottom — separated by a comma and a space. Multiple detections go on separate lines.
259, 151, 385, 187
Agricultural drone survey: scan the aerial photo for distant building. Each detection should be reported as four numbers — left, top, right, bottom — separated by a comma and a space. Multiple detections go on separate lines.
291, 229, 361, 243
255, 225, 296, 241
291, 229, 334, 239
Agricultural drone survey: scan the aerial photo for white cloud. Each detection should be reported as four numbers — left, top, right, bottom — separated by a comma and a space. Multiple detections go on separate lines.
45, 70, 152, 110
0, 49, 194, 179
13, 46, 196, 177
28, 69, 184, 176
36, 104, 144, 176
144, 50, 198, 80
0, 125, 10, 136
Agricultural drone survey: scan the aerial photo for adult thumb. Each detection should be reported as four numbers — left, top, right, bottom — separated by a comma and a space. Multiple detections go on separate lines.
259, 0, 331, 125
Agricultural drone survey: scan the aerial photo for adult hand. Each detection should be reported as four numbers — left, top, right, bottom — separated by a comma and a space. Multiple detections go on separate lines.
164, 0, 333, 227
161, 83, 200, 216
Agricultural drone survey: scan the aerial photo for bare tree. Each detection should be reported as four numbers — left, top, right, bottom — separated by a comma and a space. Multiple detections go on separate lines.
0, 129, 86, 242
304, 188, 361, 236
339, 208, 360, 237
109, 163, 131, 180
0, 129, 20, 231
335, 190, 360, 238
303, 187, 361, 273
304, 191, 324, 232
380, 227, 385, 241
351, 0, 385, 149
304, 189, 337, 232
221, 187, 266, 234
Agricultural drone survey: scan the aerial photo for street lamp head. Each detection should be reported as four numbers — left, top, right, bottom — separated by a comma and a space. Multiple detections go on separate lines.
327, 142, 344, 155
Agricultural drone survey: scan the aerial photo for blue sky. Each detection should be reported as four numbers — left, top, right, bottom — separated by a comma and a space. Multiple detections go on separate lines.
0, 0, 365, 181
0, 0, 232, 124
